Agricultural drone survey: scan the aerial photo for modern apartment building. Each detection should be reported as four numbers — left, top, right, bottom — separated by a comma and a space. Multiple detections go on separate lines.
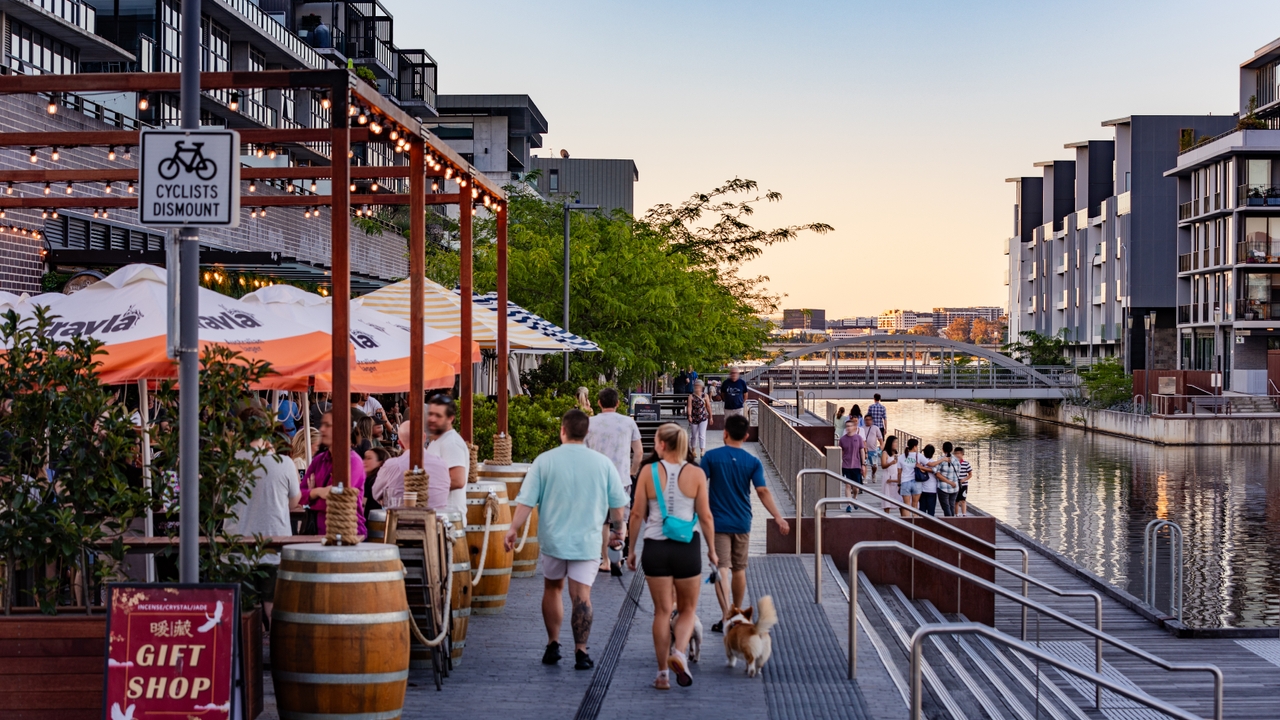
428, 94, 548, 191
1004, 115, 1236, 369
528, 156, 639, 214
781, 307, 826, 330
932, 307, 1002, 326
1164, 38, 1280, 394
0, 0, 441, 293
877, 309, 933, 332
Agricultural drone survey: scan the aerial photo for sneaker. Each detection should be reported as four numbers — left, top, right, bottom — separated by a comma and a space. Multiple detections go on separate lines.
710, 620, 724, 634
542, 641, 561, 665
668, 650, 692, 687
575, 649, 594, 670
653, 670, 670, 690
610, 562, 623, 577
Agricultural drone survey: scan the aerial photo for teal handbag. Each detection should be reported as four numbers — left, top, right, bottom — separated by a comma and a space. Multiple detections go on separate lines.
652, 463, 697, 543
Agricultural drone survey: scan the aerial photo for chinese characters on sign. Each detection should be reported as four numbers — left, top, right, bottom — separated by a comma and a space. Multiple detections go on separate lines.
103, 584, 240, 720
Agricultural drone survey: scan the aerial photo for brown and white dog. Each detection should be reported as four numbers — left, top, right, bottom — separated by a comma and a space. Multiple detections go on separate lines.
723, 595, 777, 677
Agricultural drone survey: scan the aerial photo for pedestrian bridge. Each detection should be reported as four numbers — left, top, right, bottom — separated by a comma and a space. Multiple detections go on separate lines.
743, 336, 1077, 400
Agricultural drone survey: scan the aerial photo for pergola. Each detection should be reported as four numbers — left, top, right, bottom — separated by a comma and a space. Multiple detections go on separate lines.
0, 68, 513, 489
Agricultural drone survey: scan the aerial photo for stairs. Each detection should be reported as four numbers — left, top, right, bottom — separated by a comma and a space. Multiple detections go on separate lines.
1227, 394, 1279, 413
847, 569, 1102, 720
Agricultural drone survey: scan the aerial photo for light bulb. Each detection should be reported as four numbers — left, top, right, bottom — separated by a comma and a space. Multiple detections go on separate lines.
259, 207, 266, 217
66, 183, 73, 194
229, 91, 240, 112
5, 183, 12, 195
256, 147, 264, 158
29, 148, 38, 163
350, 183, 356, 192
304, 208, 311, 218
102, 208, 108, 219
287, 183, 295, 193
104, 183, 113, 194
138, 95, 149, 111
124, 147, 132, 160
445, 168, 453, 179
50, 147, 59, 162
390, 130, 399, 141
431, 181, 439, 192
47, 97, 58, 114
43, 183, 51, 195
51, 211, 57, 219
127, 182, 135, 194
370, 182, 379, 192
41, 210, 48, 219
268, 147, 277, 160
108, 146, 117, 161
310, 181, 317, 192
248, 181, 257, 192
320, 93, 331, 110
250, 209, 257, 218
357, 112, 368, 125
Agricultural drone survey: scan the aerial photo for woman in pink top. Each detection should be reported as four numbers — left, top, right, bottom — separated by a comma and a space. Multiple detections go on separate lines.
301, 411, 367, 536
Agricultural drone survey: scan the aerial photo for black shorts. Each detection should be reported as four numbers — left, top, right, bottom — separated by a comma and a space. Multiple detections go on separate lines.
641, 534, 702, 579
842, 467, 864, 484
956, 484, 969, 502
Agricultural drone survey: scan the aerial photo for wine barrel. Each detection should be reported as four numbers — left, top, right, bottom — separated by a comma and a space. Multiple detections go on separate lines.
465, 481, 513, 615
367, 508, 387, 542
479, 462, 538, 577
272, 543, 409, 719
442, 511, 470, 665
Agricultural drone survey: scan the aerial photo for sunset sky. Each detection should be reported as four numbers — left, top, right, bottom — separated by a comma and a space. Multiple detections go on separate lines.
387, 0, 1280, 318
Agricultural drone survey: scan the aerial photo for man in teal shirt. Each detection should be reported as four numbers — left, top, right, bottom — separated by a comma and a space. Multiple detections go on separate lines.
506, 409, 629, 671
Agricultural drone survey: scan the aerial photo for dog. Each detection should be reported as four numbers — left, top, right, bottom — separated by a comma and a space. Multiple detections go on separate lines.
669, 610, 703, 663
723, 595, 777, 677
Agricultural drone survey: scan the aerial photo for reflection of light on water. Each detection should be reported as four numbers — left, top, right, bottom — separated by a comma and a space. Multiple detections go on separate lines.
858, 399, 1280, 628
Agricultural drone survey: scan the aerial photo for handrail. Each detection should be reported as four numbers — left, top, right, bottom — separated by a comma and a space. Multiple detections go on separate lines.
850, 542, 1224, 720
814, 495, 1104, 704
910, 624, 1208, 720
1144, 520, 1183, 622
796, 468, 1032, 645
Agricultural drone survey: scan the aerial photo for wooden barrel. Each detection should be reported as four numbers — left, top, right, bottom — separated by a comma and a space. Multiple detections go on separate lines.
464, 481, 513, 615
479, 462, 538, 577
442, 511, 470, 665
272, 543, 409, 719
367, 508, 387, 542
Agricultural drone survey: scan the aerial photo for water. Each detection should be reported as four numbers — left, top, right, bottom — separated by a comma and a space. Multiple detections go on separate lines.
863, 399, 1280, 629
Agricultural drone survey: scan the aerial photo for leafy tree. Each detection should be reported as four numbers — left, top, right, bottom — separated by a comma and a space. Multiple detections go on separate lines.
907, 323, 937, 337
943, 317, 972, 343
0, 308, 151, 613
971, 317, 999, 344
1002, 330, 1069, 366
1078, 357, 1131, 409
151, 346, 275, 604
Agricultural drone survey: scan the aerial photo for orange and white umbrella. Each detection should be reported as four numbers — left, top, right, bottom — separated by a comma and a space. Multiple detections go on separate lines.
241, 285, 464, 393
2, 264, 329, 387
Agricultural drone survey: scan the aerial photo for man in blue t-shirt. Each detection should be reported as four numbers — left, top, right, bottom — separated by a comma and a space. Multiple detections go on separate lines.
702, 414, 790, 632
718, 367, 749, 417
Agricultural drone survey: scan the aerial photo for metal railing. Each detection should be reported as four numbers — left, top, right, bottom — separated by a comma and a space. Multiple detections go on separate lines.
909, 624, 1210, 720
1238, 239, 1280, 264
1237, 301, 1280, 321
850, 542, 1224, 720
1239, 183, 1280, 206
1144, 520, 1183, 622
760, 404, 827, 515
1153, 394, 1232, 417
221, 0, 329, 70
812, 494, 1102, 669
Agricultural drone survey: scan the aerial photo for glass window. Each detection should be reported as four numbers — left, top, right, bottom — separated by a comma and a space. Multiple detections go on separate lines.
549, 169, 559, 193
1247, 159, 1271, 188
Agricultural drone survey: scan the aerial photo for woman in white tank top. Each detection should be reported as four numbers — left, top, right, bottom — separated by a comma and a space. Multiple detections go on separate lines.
627, 423, 717, 690
879, 435, 901, 513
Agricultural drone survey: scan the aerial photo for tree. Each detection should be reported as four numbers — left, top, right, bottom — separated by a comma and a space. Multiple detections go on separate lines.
943, 317, 972, 343
1002, 330, 1069, 366
1078, 356, 1131, 409
971, 317, 997, 344
907, 323, 937, 337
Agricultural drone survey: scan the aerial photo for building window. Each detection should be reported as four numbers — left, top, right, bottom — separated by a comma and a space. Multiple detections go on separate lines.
200, 16, 230, 105
549, 168, 559, 193
160, 0, 181, 73
6, 19, 79, 75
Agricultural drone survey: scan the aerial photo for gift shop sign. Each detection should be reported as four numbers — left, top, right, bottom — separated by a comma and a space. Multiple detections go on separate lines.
139, 128, 241, 227
103, 584, 241, 720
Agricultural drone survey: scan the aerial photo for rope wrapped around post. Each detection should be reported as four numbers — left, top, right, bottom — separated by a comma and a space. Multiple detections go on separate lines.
470, 492, 501, 587
468, 442, 480, 485
491, 433, 513, 465
323, 484, 360, 546
404, 467, 429, 500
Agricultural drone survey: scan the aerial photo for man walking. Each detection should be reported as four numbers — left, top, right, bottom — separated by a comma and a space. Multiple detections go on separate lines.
507, 409, 629, 670
585, 387, 643, 575
837, 419, 866, 504
857, 414, 883, 481
866, 393, 887, 433
718, 367, 750, 418
935, 441, 961, 517
703, 414, 790, 632
425, 394, 470, 515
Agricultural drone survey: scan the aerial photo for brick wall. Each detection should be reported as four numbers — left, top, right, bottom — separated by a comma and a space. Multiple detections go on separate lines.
0, 93, 409, 292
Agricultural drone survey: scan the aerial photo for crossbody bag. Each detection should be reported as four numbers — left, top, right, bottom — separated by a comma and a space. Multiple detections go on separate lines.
651, 463, 697, 543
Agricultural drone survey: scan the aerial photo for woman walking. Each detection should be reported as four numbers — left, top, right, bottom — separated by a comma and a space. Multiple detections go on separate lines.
576, 386, 594, 415
627, 424, 718, 690
898, 438, 922, 516
879, 435, 901, 513
686, 379, 712, 461
301, 412, 367, 537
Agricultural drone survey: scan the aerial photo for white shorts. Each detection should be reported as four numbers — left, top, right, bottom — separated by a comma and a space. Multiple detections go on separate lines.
541, 555, 599, 586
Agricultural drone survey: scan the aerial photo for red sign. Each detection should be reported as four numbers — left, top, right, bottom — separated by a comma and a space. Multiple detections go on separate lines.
103, 584, 240, 720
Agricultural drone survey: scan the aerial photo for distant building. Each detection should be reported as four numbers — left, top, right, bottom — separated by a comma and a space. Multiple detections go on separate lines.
830, 316, 877, 329
429, 95, 549, 190
877, 310, 933, 332
782, 308, 826, 330
830, 326, 879, 339
932, 307, 1003, 326
529, 157, 639, 214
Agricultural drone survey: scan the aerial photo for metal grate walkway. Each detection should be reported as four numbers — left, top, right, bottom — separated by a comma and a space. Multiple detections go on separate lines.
746, 555, 873, 720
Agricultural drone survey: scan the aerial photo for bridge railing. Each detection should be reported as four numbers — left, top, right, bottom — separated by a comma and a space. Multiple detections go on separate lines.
757, 364, 1077, 389
758, 401, 831, 517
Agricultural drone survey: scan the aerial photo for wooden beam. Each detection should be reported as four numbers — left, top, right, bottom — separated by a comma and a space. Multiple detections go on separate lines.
497, 205, 509, 437
459, 176, 474, 444
409, 138, 426, 471
0, 166, 453, 184
0, 193, 461, 209
0, 128, 372, 148
0, 69, 349, 95
330, 86, 352, 494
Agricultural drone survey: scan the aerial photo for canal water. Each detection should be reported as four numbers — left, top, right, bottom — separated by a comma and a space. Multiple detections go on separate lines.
853, 399, 1280, 629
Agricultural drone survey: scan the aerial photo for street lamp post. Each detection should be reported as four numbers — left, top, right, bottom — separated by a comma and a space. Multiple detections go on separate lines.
563, 201, 598, 381
1144, 312, 1153, 407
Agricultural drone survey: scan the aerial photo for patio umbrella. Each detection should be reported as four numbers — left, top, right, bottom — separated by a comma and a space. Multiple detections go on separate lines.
241, 285, 463, 393
473, 292, 602, 353
360, 277, 575, 352
1, 264, 329, 388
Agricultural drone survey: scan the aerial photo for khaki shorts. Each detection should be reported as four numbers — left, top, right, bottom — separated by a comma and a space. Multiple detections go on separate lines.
714, 533, 750, 572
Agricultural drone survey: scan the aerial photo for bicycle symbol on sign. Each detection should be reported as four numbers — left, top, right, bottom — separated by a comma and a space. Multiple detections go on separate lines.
157, 142, 218, 181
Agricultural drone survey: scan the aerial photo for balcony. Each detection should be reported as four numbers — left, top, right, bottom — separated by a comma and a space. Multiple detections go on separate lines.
220, 0, 329, 69
1092, 242, 1105, 265
1238, 184, 1280, 207
1054, 291, 1068, 310
345, 35, 396, 77
1055, 253, 1066, 274
28, 0, 95, 32
1178, 304, 1191, 324
1237, 301, 1280, 321
1003, 268, 1009, 286
1092, 285, 1104, 305
1238, 240, 1280, 265
1179, 252, 1194, 273
1178, 201, 1194, 221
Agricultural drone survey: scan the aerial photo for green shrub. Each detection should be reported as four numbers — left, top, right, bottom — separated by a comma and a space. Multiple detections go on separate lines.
1079, 357, 1131, 409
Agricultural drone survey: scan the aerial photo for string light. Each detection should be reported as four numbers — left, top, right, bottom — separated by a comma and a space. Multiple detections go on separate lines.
126, 181, 135, 194
93, 209, 100, 218
483, 195, 491, 207
259, 206, 266, 218
389, 130, 399, 141
124, 146, 132, 160
65, 182, 73, 195
370, 182, 379, 192
43, 183, 51, 195
0, 210, 5, 219
319, 91, 331, 110
248, 181, 257, 192
104, 182, 113, 194
287, 182, 295, 193
51, 210, 58, 219
41, 209, 48, 219
471, 188, 479, 199
445, 168, 453, 180
268, 147, 277, 160
256, 147, 265, 158
369, 120, 382, 134
29, 148, 38, 163
228, 91, 240, 112
50, 147, 59, 162
108, 146, 117, 161
357, 109, 368, 125
102, 208, 109, 219
310, 181, 317, 192
47, 94, 58, 114
250, 208, 258, 218
431, 181, 439, 192
304, 208, 312, 219
349, 183, 356, 192
5, 183, 12, 195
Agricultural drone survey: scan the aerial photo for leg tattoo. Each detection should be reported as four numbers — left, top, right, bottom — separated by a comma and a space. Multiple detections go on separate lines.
571, 597, 593, 647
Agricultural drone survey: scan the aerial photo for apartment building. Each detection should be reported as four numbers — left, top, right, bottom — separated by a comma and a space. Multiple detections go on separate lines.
1005, 115, 1236, 369
782, 308, 826, 330
528, 156, 639, 214
428, 94, 548, 192
877, 309, 933, 332
0, 0, 441, 293
1164, 38, 1280, 394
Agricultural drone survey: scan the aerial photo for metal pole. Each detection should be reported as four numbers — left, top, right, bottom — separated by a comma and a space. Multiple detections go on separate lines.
562, 202, 570, 382
409, 138, 425, 469
137, 379, 155, 583
177, 0, 201, 584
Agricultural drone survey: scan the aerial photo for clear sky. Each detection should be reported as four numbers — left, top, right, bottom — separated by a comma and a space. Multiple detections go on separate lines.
384, 0, 1280, 318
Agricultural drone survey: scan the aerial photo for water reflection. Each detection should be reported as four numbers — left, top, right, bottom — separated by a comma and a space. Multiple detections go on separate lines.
873, 400, 1280, 628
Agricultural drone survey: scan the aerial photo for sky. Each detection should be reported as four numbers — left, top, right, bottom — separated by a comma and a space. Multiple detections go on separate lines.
384, 0, 1280, 318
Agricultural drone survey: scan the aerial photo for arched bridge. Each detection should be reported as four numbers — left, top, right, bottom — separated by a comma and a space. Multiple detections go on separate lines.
743, 335, 1077, 400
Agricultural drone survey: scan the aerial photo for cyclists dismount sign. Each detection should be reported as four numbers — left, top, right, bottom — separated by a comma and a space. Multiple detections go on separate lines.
139, 129, 240, 227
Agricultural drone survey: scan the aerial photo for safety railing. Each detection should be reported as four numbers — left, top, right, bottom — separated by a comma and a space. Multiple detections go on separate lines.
761, 405, 827, 515
909, 624, 1210, 720
812, 494, 1103, 679
851, 542, 1224, 720
1144, 519, 1183, 622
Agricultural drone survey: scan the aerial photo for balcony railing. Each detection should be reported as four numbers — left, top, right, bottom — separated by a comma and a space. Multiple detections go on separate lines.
1178, 253, 1194, 273
1239, 184, 1280, 206
1238, 240, 1280, 264
1177, 304, 1191, 324
1178, 201, 1193, 221
379, 77, 436, 108
30, 0, 95, 33
345, 35, 395, 74
1237, 301, 1280, 321
221, 0, 328, 69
